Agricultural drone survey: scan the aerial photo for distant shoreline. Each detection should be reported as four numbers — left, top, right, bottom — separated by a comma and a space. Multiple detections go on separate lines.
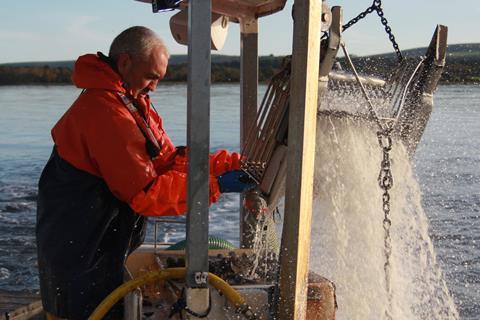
1, 43, 479, 86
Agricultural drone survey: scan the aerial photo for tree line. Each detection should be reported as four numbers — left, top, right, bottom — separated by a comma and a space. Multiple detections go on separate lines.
342, 55, 480, 84
0, 54, 478, 85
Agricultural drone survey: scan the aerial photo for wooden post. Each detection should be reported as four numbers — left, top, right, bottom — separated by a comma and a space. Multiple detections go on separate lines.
278, 0, 322, 319
239, 16, 259, 249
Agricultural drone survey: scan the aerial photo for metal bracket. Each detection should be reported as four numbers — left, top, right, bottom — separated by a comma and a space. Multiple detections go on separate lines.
321, 2, 332, 31
319, 6, 342, 80
195, 272, 209, 285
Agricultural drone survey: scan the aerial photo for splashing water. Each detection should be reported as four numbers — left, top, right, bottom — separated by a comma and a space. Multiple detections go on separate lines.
309, 114, 459, 320
244, 211, 279, 281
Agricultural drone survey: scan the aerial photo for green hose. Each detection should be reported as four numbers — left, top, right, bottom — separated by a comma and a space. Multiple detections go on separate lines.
166, 235, 236, 251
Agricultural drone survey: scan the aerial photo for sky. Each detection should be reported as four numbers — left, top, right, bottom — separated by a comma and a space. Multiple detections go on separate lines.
0, 0, 479, 64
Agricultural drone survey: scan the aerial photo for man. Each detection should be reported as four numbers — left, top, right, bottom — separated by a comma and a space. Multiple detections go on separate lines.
36, 26, 254, 319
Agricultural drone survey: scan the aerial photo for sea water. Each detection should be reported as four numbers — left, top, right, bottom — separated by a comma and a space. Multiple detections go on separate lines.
310, 115, 458, 319
0, 84, 478, 318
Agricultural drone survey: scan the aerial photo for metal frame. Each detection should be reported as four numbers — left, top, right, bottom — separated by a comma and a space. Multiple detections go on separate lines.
396, 24, 448, 157
141, 0, 325, 317
185, 0, 212, 316
179, 0, 324, 316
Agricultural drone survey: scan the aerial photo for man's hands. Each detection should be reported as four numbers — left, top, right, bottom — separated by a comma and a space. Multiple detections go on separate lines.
217, 170, 257, 193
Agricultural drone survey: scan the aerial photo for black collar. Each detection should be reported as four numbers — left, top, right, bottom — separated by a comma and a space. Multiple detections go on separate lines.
97, 51, 118, 73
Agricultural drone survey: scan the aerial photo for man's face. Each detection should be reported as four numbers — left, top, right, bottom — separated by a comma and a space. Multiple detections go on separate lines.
119, 46, 168, 98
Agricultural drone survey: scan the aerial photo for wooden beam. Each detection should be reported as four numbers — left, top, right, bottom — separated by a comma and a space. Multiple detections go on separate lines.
239, 16, 259, 249
278, 0, 322, 319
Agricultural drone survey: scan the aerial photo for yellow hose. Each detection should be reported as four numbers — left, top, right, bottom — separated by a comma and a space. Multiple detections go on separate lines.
88, 267, 246, 320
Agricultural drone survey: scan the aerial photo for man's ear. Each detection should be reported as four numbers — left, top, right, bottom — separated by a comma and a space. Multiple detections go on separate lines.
116, 53, 131, 76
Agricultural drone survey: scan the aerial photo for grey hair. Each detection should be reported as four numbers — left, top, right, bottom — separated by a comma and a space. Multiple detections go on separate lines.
109, 26, 169, 63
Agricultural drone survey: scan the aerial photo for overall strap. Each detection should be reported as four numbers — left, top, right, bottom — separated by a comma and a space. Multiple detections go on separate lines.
117, 92, 161, 159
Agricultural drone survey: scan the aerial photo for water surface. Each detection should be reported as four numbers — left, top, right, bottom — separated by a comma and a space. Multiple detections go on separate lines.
0, 84, 478, 318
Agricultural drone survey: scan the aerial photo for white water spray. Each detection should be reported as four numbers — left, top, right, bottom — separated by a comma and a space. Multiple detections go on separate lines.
309, 114, 459, 319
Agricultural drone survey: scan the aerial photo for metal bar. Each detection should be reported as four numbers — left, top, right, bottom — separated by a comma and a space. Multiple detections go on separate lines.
242, 85, 272, 169
278, 0, 322, 318
257, 81, 290, 165
185, 0, 211, 293
249, 75, 289, 172
240, 17, 259, 249
242, 73, 275, 158
244, 68, 290, 176
242, 65, 288, 162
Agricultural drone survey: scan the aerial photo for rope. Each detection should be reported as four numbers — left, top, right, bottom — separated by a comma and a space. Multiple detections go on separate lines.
339, 42, 385, 131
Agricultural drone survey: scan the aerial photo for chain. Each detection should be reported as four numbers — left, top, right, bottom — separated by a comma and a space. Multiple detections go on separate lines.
377, 126, 394, 320
340, 0, 404, 63
342, 4, 375, 32
374, 0, 403, 62
341, 40, 399, 317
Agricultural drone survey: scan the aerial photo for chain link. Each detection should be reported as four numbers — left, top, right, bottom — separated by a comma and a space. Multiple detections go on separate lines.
342, 5, 375, 32
341, 0, 404, 63
333, 5, 403, 314
377, 127, 394, 320
341, 39, 398, 318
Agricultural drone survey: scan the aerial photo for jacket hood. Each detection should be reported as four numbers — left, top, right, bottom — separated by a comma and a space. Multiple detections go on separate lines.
72, 53, 125, 92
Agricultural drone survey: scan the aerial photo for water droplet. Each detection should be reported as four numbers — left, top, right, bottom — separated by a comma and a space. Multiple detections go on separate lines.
0, 267, 10, 280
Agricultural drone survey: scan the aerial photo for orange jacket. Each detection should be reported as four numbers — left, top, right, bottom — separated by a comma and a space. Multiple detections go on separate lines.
52, 53, 240, 216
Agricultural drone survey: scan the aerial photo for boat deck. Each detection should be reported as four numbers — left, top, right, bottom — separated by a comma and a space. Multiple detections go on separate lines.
0, 291, 43, 320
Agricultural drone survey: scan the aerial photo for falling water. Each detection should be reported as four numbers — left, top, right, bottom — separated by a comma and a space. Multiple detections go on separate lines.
244, 209, 279, 281
309, 114, 459, 319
